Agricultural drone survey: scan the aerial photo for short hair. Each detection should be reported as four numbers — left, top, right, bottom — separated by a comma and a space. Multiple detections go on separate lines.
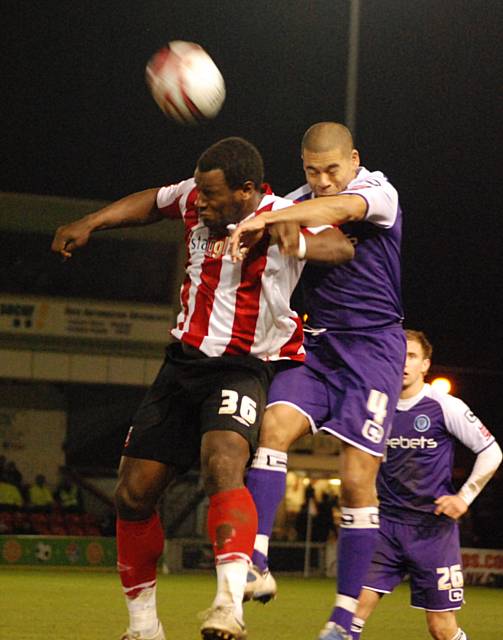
405, 329, 433, 360
197, 137, 264, 190
301, 122, 354, 155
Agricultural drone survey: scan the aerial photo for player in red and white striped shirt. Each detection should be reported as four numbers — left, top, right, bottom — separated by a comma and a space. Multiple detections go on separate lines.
52, 137, 354, 640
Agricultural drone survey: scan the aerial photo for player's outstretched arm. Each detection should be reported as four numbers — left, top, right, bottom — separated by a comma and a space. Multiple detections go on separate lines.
230, 194, 366, 261
51, 188, 163, 259
270, 224, 354, 264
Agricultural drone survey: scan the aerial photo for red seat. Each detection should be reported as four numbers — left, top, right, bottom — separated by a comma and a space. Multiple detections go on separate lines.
0, 512, 14, 534
49, 511, 64, 525
50, 524, 68, 536
84, 525, 102, 536
32, 523, 51, 535
30, 512, 49, 525
12, 511, 32, 533
67, 524, 85, 536
81, 513, 97, 526
0, 511, 14, 524
65, 513, 83, 526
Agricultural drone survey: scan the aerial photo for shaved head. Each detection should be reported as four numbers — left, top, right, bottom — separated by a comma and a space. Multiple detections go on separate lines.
302, 122, 354, 156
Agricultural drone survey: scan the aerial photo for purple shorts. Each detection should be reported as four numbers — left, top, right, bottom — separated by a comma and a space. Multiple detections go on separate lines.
363, 515, 464, 611
267, 327, 405, 456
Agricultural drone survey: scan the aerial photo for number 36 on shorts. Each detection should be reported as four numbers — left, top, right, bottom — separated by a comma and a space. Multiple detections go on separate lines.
218, 389, 257, 426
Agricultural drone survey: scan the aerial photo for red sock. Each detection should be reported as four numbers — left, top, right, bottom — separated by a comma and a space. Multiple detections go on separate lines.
207, 487, 258, 565
116, 512, 164, 598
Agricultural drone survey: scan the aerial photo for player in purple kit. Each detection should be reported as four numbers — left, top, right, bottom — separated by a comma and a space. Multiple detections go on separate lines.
351, 330, 502, 640
230, 122, 406, 640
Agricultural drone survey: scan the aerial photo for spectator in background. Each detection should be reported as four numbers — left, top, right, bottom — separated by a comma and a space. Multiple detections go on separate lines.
0, 455, 6, 476
0, 470, 24, 510
54, 471, 83, 513
4, 460, 23, 489
295, 484, 316, 541
28, 474, 55, 512
313, 492, 337, 543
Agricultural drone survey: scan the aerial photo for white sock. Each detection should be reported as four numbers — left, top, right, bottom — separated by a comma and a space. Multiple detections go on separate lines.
126, 586, 159, 637
351, 616, 365, 636
213, 561, 248, 620
254, 533, 270, 558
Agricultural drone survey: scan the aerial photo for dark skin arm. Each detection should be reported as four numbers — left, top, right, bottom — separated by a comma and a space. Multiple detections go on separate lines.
231, 193, 366, 261
51, 188, 163, 259
268, 222, 354, 265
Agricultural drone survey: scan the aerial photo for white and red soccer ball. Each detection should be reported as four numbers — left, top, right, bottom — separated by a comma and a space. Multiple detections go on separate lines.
146, 40, 225, 125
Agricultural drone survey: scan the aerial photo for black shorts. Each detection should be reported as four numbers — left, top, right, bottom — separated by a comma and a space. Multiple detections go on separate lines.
123, 342, 280, 473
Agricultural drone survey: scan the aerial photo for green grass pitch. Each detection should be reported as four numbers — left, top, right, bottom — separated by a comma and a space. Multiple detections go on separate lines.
1, 569, 502, 639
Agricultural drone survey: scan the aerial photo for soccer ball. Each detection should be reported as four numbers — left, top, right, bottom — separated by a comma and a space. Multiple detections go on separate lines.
146, 41, 225, 125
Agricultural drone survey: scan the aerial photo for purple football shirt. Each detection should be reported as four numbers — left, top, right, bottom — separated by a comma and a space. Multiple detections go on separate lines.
287, 167, 403, 331
378, 383, 496, 523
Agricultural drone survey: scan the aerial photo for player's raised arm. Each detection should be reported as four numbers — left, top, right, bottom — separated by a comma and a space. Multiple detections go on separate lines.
51, 188, 163, 259
230, 194, 366, 261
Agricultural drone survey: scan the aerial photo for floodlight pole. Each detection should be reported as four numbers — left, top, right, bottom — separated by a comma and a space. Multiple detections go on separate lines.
345, 0, 361, 139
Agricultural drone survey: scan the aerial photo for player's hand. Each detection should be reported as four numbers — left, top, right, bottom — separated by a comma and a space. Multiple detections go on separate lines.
51, 219, 94, 260
230, 217, 267, 262
269, 222, 301, 256
434, 494, 468, 520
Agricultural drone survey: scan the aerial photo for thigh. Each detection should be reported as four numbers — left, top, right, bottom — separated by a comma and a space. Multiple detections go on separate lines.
407, 521, 464, 611
124, 356, 202, 473
199, 366, 271, 454
317, 332, 405, 457
267, 363, 330, 431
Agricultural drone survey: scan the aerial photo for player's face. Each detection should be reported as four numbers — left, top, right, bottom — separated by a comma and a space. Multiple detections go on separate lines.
303, 147, 360, 197
402, 339, 431, 391
194, 168, 248, 234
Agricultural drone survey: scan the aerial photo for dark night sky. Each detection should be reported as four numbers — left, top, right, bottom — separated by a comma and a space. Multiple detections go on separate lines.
2, 1, 502, 383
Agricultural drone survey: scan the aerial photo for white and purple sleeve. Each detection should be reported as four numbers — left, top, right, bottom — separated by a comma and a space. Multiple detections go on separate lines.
439, 392, 502, 505
340, 178, 398, 228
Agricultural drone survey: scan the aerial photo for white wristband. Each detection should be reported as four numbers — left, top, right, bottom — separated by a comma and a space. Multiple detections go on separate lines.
297, 233, 307, 259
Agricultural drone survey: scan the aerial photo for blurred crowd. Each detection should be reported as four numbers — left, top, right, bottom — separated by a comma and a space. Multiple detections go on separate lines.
0, 455, 110, 536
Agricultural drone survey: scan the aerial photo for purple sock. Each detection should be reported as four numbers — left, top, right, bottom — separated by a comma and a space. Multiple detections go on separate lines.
246, 448, 287, 570
251, 549, 268, 572
329, 507, 379, 632
246, 467, 286, 536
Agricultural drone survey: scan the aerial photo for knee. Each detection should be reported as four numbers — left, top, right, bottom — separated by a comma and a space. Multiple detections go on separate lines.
202, 449, 246, 496
201, 433, 249, 496
426, 613, 458, 640
340, 469, 378, 507
259, 407, 309, 451
340, 448, 380, 507
114, 478, 157, 520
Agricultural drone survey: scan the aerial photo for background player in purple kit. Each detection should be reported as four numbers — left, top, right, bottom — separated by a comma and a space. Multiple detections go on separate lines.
351, 330, 502, 640
230, 122, 406, 640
